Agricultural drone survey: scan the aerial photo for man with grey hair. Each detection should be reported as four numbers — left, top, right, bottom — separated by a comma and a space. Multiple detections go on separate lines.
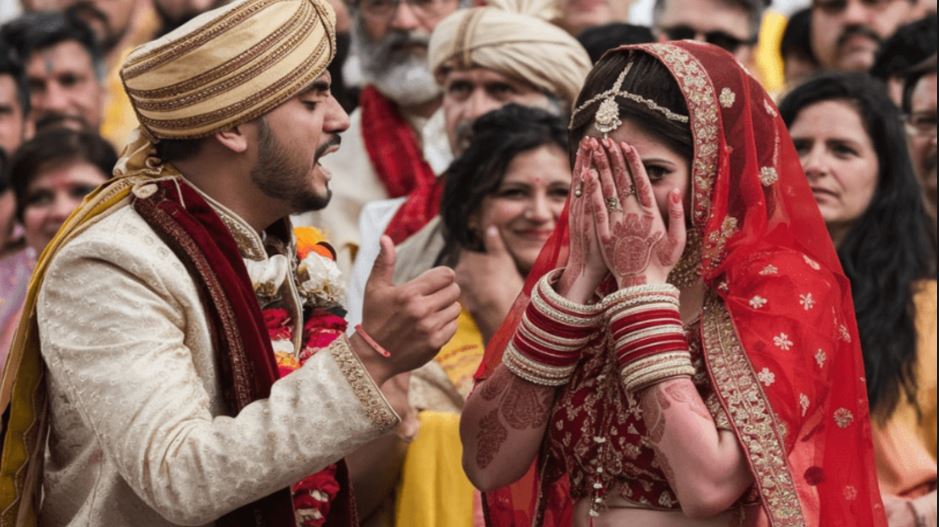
653, 0, 764, 73
295, 0, 461, 275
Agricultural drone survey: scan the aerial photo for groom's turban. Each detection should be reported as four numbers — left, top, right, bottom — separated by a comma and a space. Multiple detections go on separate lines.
121, 0, 337, 141
428, 0, 591, 109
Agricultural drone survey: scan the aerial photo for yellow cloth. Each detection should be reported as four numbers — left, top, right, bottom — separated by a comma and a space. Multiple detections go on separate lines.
393, 310, 484, 526
873, 280, 938, 497
428, 0, 591, 108
121, 0, 337, 140
754, 10, 787, 97
394, 411, 475, 527
435, 310, 486, 401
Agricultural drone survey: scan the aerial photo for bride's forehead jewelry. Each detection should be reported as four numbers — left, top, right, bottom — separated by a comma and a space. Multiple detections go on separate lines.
570, 60, 690, 138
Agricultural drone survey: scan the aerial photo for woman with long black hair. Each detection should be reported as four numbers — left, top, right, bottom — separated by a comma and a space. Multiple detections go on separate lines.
780, 73, 937, 527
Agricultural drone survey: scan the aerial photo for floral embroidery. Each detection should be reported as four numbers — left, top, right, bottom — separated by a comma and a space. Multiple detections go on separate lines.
749, 296, 768, 309
773, 333, 793, 350
703, 216, 739, 275
720, 87, 736, 108
815, 349, 827, 368
760, 167, 779, 186
758, 367, 776, 386
799, 394, 810, 417
759, 264, 779, 276
764, 98, 778, 118
718, 280, 730, 292
843, 486, 858, 501
256, 227, 359, 526
839, 324, 852, 343
834, 408, 854, 429
799, 293, 815, 311
802, 255, 821, 271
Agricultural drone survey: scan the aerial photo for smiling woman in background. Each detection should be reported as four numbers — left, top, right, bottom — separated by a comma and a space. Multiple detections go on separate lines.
351, 104, 571, 527
1, 128, 115, 367
781, 73, 937, 527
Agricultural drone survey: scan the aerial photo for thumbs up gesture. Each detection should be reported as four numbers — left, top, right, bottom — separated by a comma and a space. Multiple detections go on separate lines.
358, 236, 462, 382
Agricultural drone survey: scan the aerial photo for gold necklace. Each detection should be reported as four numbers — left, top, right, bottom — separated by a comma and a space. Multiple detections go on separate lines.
667, 228, 702, 289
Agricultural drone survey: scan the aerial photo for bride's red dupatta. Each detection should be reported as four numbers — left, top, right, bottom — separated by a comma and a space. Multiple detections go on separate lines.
470, 42, 887, 527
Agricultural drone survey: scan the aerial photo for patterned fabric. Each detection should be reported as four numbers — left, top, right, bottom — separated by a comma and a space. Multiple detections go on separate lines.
121, 0, 337, 140
21, 185, 396, 527
546, 319, 735, 509
474, 41, 886, 526
358, 87, 438, 243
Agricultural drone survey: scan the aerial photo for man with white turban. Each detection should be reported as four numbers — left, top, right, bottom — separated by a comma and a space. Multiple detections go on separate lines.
344, 0, 591, 328
0, 1, 462, 525
293, 0, 462, 276
341, 1, 590, 523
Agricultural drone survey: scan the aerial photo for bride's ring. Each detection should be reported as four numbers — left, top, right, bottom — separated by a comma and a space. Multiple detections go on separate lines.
574, 183, 584, 198
605, 197, 621, 212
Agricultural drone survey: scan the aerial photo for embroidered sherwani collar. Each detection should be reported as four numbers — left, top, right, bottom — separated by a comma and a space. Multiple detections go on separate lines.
184, 178, 270, 261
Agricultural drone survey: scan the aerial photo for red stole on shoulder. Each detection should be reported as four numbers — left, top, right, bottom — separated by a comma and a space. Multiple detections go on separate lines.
359, 86, 441, 244
133, 180, 357, 527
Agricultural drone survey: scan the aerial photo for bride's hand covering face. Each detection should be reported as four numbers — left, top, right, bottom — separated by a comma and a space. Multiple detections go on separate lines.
589, 136, 686, 287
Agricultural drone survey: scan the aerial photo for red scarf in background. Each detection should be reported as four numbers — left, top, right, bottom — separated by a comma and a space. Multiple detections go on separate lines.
359, 86, 440, 244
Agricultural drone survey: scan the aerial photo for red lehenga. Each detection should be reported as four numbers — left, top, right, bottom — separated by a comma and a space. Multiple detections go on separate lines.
471, 42, 887, 527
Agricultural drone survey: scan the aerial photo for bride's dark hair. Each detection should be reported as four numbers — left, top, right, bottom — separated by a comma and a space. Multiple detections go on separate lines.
568, 50, 693, 164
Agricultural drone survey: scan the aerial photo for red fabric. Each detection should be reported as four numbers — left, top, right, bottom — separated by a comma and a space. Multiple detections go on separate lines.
135, 181, 359, 527
472, 42, 886, 526
385, 177, 444, 244
359, 86, 439, 243
135, 181, 294, 526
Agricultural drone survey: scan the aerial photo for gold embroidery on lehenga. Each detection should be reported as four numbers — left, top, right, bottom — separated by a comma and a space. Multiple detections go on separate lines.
702, 294, 806, 527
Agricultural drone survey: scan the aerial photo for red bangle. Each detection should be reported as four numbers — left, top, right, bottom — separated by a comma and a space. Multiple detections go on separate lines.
355, 324, 391, 358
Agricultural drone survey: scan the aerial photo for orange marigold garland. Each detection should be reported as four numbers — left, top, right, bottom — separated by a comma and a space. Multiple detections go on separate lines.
258, 228, 349, 526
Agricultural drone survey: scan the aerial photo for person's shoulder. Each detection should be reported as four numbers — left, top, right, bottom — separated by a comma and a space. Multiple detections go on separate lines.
46, 202, 187, 290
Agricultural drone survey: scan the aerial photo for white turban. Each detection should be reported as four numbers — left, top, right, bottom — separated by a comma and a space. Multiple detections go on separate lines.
428, 0, 591, 108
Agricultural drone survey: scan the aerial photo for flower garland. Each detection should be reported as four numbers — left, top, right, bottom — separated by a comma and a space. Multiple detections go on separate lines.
256, 226, 349, 526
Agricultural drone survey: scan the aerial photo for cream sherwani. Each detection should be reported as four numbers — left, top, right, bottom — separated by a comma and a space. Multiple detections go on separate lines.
37, 191, 398, 526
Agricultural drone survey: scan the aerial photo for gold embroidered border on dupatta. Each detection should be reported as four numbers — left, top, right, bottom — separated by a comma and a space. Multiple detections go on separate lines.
637, 42, 806, 526
702, 296, 804, 526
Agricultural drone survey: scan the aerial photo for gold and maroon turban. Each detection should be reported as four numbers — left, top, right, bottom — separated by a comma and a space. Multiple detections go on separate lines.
121, 0, 337, 141
428, 0, 591, 109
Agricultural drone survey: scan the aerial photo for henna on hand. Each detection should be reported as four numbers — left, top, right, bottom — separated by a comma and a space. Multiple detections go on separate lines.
472, 367, 555, 470
663, 381, 713, 422
592, 140, 687, 287
608, 213, 663, 286
641, 386, 677, 485
476, 409, 508, 469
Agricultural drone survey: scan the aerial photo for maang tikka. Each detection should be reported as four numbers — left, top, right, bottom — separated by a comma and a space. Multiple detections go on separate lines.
570, 60, 690, 137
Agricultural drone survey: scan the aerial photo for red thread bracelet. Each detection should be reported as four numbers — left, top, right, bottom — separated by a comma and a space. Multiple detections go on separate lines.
355, 324, 391, 358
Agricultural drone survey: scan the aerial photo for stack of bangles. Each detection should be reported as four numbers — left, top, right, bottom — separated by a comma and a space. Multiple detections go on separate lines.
502, 270, 603, 386
603, 283, 695, 393
503, 271, 695, 391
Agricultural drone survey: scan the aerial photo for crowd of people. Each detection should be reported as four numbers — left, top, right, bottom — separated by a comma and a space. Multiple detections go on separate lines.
0, 0, 934, 526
